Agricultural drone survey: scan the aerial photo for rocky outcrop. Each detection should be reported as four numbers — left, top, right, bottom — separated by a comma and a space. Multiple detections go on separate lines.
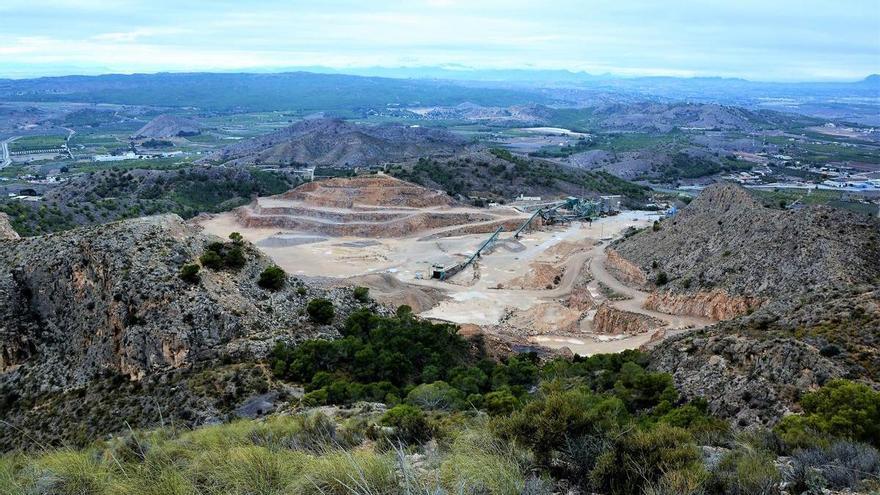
593, 302, 665, 335
650, 331, 846, 427
645, 289, 763, 321
604, 249, 647, 287
0, 215, 375, 449
0, 213, 18, 240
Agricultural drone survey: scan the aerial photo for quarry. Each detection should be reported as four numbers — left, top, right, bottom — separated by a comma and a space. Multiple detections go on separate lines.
199, 174, 712, 356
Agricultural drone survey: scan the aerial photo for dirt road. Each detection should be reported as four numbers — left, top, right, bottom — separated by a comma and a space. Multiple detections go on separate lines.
585, 245, 713, 330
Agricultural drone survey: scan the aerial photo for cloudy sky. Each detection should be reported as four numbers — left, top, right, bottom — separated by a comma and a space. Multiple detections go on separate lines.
1, 0, 878, 81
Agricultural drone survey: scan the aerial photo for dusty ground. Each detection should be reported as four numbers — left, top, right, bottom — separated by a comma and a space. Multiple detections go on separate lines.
198, 177, 710, 356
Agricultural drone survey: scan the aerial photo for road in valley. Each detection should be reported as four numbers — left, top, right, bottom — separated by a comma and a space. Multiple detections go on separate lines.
1, 137, 19, 169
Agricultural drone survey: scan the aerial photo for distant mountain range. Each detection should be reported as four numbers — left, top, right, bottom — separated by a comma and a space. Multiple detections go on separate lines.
0, 69, 876, 121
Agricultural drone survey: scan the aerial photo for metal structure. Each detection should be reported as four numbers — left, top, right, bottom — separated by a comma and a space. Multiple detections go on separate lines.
431, 226, 503, 280
513, 208, 543, 239
540, 197, 601, 224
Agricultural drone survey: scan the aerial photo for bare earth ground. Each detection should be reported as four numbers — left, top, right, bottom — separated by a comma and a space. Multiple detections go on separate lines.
199, 193, 711, 356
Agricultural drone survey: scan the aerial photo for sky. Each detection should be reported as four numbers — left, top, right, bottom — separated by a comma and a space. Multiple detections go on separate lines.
0, 0, 878, 81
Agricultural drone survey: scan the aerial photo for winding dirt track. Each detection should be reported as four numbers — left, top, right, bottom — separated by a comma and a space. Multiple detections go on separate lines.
585, 246, 713, 330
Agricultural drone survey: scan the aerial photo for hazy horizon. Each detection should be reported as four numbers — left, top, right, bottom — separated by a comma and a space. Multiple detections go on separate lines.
1, 0, 878, 82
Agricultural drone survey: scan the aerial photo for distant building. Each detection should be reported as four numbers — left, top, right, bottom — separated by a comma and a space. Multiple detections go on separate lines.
517, 194, 542, 201
291, 167, 315, 181
600, 195, 622, 213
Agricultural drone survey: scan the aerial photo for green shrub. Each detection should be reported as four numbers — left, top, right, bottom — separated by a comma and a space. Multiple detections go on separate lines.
224, 245, 246, 269
655, 271, 669, 285
258, 265, 286, 290
306, 298, 335, 325
406, 381, 464, 411
179, 263, 200, 284
483, 389, 520, 416
199, 249, 224, 270
591, 424, 704, 495
493, 386, 629, 466
353, 286, 370, 303
228, 231, 243, 244
381, 404, 431, 444
775, 379, 880, 448
708, 445, 781, 495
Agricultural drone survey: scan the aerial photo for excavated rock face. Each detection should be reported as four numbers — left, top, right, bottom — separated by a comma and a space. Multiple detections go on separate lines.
604, 249, 647, 288
593, 302, 665, 335
281, 175, 458, 208
644, 290, 762, 321
0, 214, 370, 450
228, 175, 526, 238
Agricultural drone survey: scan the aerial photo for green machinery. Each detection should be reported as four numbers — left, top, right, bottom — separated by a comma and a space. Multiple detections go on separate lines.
540, 197, 601, 224
431, 226, 503, 280
513, 208, 543, 239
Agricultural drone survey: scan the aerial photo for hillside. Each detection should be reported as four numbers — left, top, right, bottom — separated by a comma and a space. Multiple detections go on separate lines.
207, 118, 466, 168
389, 148, 649, 204
132, 113, 201, 138
608, 183, 880, 426
0, 214, 370, 449
613, 183, 880, 298
0, 166, 295, 236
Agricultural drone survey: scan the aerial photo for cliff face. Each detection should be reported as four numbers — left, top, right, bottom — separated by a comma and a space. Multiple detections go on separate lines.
593, 302, 665, 335
644, 290, 763, 321
0, 215, 368, 449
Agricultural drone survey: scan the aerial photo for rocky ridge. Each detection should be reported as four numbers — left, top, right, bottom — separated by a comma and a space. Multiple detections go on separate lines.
614, 183, 880, 314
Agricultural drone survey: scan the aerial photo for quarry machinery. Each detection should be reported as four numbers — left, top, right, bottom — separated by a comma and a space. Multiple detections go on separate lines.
539, 197, 601, 224
513, 208, 543, 239
431, 226, 504, 281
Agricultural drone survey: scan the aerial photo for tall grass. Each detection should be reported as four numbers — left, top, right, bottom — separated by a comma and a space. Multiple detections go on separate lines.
0, 412, 537, 495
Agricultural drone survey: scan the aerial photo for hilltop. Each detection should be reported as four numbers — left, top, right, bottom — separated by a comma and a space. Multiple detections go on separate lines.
613, 183, 880, 300
389, 148, 649, 204
0, 166, 296, 236
132, 114, 202, 139
206, 118, 466, 168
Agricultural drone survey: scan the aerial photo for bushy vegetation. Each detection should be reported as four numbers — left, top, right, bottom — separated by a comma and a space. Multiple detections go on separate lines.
775, 379, 880, 448
269, 307, 537, 406
0, 167, 295, 236
199, 240, 246, 270
305, 298, 335, 324
4, 305, 879, 494
257, 265, 286, 290
391, 151, 648, 203
352, 286, 370, 303
178, 263, 200, 283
